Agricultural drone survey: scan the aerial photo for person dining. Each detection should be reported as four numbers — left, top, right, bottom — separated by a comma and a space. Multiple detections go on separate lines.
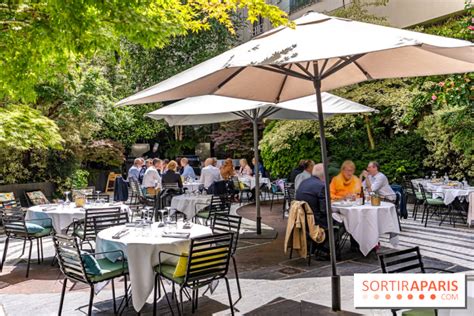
141, 158, 161, 195
128, 158, 143, 181
161, 160, 183, 188
294, 160, 314, 190
252, 157, 265, 176
180, 157, 196, 180
329, 160, 362, 201
360, 161, 395, 201
238, 159, 253, 177
220, 158, 236, 180
200, 158, 221, 191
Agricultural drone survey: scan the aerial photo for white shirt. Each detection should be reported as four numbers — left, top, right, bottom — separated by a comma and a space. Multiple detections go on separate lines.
364, 172, 395, 200
200, 166, 221, 189
142, 167, 161, 188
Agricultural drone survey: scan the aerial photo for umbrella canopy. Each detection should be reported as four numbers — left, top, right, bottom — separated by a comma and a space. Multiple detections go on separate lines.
117, 12, 473, 106
146, 93, 377, 126
118, 12, 473, 311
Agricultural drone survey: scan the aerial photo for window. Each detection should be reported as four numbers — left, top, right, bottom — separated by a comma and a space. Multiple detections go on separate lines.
289, 0, 321, 14
252, 16, 264, 36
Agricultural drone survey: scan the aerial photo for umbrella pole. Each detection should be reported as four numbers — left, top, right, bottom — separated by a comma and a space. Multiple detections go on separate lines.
312, 72, 341, 311
252, 114, 262, 235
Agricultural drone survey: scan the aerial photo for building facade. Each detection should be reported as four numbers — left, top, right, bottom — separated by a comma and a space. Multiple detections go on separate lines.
241, 0, 466, 42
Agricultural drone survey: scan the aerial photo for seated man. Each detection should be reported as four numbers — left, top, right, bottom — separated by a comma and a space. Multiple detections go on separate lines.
200, 158, 221, 192
141, 158, 161, 195
360, 161, 396, 201
128, 158, 143, 181
180, 157, 196, 180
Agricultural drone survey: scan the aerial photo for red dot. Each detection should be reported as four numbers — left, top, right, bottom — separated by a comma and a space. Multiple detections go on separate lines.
374, 294, 379, 300
430, 294, 436, 300
385, 294, 391, 300
408, 294, 413, 300
397, 294, 402, 300
419, 294, 425, 300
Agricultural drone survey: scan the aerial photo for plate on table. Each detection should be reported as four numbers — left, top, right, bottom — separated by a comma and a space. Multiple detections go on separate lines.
332, 201, 353, 207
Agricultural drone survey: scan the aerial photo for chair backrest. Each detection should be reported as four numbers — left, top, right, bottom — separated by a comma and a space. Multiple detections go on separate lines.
208, 195, 231, 218
212, 180, 229, 196
162, 182, 180, 190
80, 207, 121, 241
418, 184, 428, 200
403, 179, 415, 195
93, 211, 129, 234
284, 184, 295, 203
184, 232, 233, 286
394, 191, 402, 214
211, 214, 242, 255
0, 199, 19, 211
130, 178, 144, 198
378, 246, 425, 274
53, 234, 89, 284
1, 208, 28, 237
85, 194, 110, 203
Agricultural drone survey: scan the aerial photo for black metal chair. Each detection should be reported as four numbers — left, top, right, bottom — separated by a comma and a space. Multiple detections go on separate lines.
53, 234, 128, 316
194, 195, 231, 225
283, 183, 295, 218
72, 207, 121, 250
153, 233, 235, 316
0, 208, 53, 277
394, 191, 402, 231
269, 183, 285, 211
378, 246, 452, 316
92, 212, 129, 235
86, 194, 110, 203
211, 214, 243, 304
405, 180, 424, 220
418, 184, 446, 227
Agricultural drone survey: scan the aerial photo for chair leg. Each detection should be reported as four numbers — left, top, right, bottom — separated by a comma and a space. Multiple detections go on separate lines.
270, 194, 274, 211
87, 285, 94, 316
37, 238, 41, 264
58, 278, 67, 316
26, 239, 33, 278
153, 274, 158, 316
40, 238, 44, 262
232, 256, 242, 303
224, 277, 234, 316
111, 279, 117, 314
160, 276, 174, 315
178, 288, 184, 316
124, 275, 128, 307
0, 236, 9, 272
20, 239, 26, 257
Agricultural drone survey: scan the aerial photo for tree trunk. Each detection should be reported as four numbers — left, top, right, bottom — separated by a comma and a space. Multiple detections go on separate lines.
364, 114, 375, 150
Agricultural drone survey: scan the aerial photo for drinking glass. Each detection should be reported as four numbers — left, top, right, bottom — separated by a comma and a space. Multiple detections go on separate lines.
64, 191, 71, 204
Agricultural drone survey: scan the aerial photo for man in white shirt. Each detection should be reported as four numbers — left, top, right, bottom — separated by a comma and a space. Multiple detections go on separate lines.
200, 158, 221, 190
142, 158, 162, 192
294, 160, 314, 190
360, 161, 395, 201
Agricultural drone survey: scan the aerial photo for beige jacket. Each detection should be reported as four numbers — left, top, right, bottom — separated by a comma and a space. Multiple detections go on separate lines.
284, 200, 325, 258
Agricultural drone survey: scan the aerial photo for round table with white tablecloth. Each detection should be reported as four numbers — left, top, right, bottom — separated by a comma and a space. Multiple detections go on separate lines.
183, 182, 202, 193
170, 194, 212, 219
26, 202, 130, 233
96, 223, 212, 312
332, 201, 400, 256
238, 176, 271, 190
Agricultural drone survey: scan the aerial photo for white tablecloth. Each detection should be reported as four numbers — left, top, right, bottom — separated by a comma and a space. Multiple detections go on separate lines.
26, 203, 130, 233
96, 223, 212, 312
183, 182, 201, 193
238, 176, 271, 190
332, 201, 400, 256
170, 194, 212, 219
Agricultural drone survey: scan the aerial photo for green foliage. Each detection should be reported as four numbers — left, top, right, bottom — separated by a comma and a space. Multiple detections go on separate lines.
0, 0, 289, 102
331, 0, 390, 25
0, 104, 63, 150
81, 140, 125, 169
71, 169, 90, 190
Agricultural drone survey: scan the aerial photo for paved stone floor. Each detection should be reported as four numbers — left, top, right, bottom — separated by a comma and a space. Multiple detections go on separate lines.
0, 201, 472, 315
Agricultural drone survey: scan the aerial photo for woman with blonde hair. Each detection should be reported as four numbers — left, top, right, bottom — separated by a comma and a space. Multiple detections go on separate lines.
238, 158, 253, 176
220, 158, 236, 180
329, 160, 361, 200
161, 160, 183, 188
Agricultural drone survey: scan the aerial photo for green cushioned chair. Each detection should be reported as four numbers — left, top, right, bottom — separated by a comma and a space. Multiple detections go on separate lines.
193, 195, 230, 225
418, 184, 448, 227
53, 234, 129, 316
402, 308, 436, 316
0, 208, 53, 278
152, 233, 235, 316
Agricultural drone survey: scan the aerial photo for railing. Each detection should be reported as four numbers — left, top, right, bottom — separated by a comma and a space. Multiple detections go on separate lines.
289, 0, 322, 14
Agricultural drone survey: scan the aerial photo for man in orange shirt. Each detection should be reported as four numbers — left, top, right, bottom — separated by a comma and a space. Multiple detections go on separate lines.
330, 160, 361, 201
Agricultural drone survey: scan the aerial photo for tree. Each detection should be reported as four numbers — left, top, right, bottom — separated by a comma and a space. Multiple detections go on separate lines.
0, 0, 290, 102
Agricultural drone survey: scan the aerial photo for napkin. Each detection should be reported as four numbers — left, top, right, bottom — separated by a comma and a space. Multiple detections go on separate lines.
162, 231, 190, 239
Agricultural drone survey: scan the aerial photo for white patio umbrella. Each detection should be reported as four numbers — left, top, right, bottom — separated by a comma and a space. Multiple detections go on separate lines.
118, 12, 474, 310
147, 94, 376, 223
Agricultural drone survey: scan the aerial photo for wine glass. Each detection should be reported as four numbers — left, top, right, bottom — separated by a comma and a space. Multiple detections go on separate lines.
95, 190, 101, 204
64, 191, 71, 204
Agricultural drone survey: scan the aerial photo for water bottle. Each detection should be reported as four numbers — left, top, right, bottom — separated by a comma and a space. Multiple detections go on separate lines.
443, 172, 449, 184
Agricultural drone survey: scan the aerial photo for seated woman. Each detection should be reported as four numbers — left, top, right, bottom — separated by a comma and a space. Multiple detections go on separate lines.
220, 158, 236, 180
329, 160, 361, 200
238, 158, 253, 177
161, 160, 183, 188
